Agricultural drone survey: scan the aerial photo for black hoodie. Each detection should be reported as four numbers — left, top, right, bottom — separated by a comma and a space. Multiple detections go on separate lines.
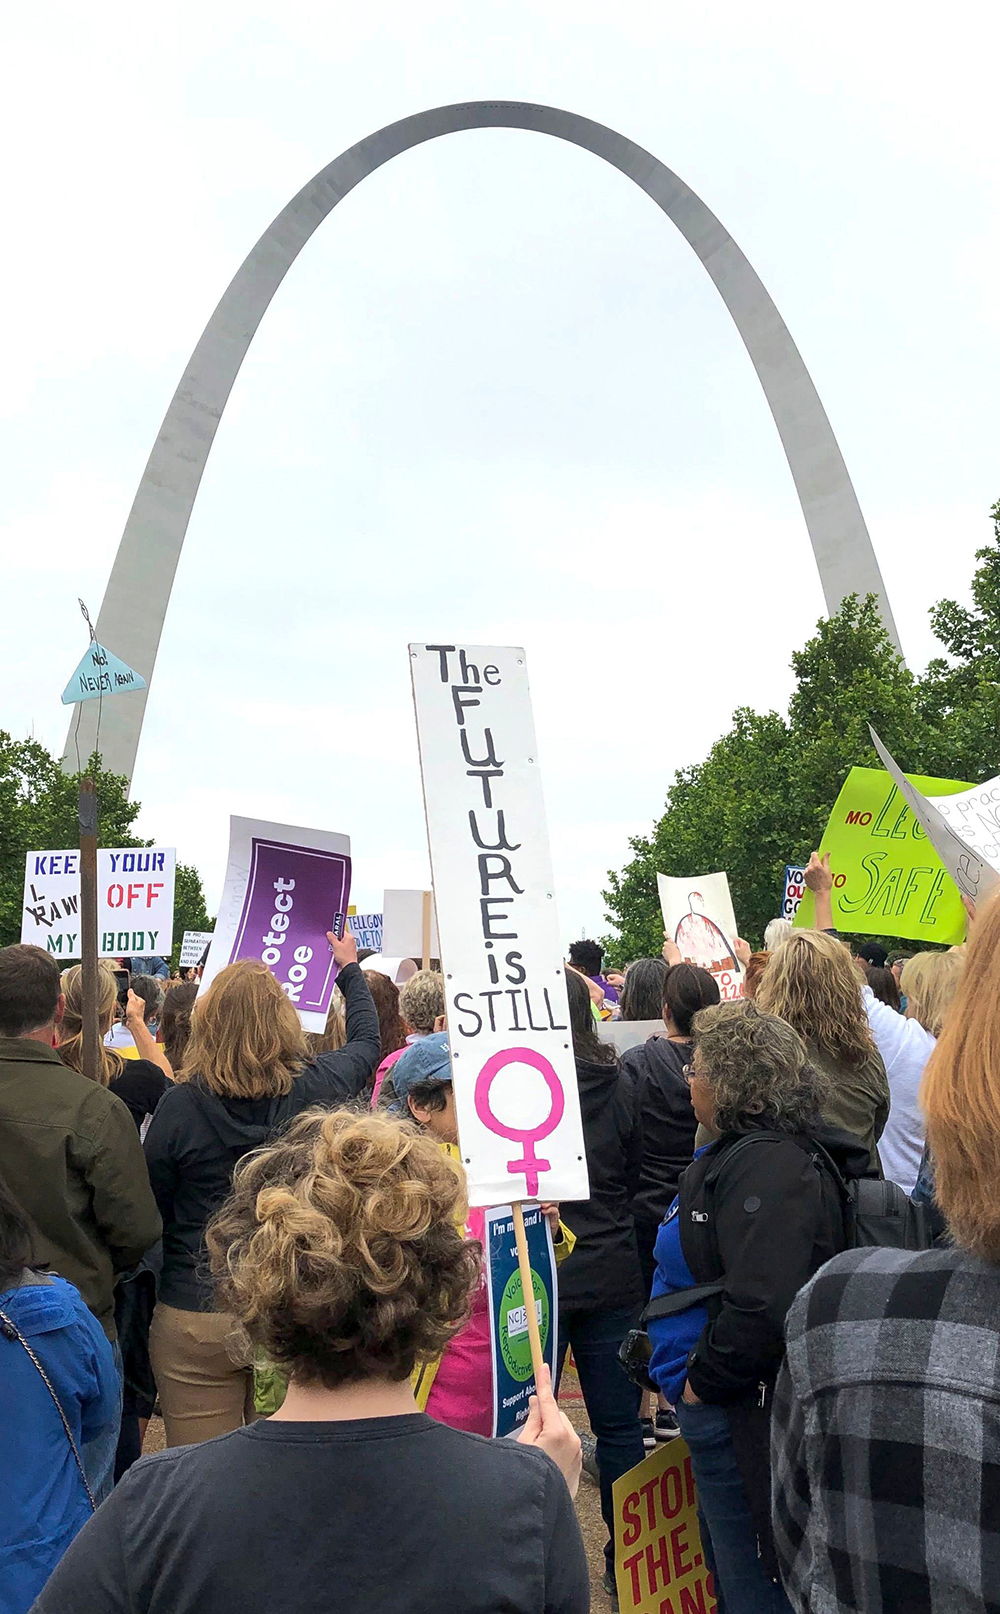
557, 1056, 644, 1314
679, 1122, 876, 1403
144, 962, 380, 1310
619, 1034, 698, 1232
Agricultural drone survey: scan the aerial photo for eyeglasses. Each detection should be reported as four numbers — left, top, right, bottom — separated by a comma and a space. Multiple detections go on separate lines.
682, 1064, 694, 1085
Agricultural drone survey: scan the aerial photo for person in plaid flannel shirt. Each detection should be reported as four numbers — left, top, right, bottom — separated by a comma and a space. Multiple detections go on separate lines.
772, 892, 1000, 1613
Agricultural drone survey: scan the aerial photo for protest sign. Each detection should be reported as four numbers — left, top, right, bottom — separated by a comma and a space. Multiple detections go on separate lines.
409, 642, 589, 1209
201, 818, 351, 1033
613, 1438, 717, 1613
657, 872, 742, 1001
782, 864, 807, 921
869, 730, 1000, 909
61, 641, 146, 704
381, 889, 439, 962
793, 763, 975, 944
20, 848, 175, 959
179, 930, 214, 969
930, 778, 1000, 872
484, 1202, 558, 1437
347, 910, 383, 953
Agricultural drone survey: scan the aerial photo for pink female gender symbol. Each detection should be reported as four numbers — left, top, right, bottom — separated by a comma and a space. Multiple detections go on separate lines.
474, 1047, 565, 1197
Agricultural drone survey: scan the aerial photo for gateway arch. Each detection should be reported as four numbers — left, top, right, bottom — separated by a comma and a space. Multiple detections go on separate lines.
64, 100, 899, 782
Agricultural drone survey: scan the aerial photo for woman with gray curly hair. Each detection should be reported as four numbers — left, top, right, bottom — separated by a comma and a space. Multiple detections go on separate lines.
645, 1000, 879, 1614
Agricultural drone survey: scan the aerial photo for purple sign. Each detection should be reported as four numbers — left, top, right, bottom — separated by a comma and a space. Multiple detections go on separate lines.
230, 838, 352, 1018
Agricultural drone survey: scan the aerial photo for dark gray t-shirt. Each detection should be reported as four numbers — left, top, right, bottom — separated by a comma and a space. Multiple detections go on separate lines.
31, 1413, 589, 1614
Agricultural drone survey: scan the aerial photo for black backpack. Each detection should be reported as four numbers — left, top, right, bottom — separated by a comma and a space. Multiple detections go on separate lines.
637, 1130, 930, 1334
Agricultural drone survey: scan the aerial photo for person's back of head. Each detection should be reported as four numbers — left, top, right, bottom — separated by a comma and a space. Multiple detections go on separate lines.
923, 894, 1000, 1259
763, 917, 793, 952
363, 970, 408, 1061
206, 1109, 479, 1387
0, 945, 62, 1040
865, 964, 901, 1013
662, 962, 720, 1037
129, 974, 165, 1027
856, 940, 888, 970
756, 930, 876, 1071
180, 958, 307, 1099
691, 998, 827, 1135
568, 939, 603, 979
741, 952, 770, 1000
58, 962, 123, 1086
565, 966, 616, 1065
398, 970, 445, 1036
161, 981, 198, 1071
901, 950, 965, 1038
618, 957, 666, 1021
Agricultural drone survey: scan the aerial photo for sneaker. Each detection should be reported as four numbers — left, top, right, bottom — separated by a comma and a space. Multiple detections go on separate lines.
640, 1415, 656, 1450
655, 1407, 680, 1441
602, 1566, 620, 1609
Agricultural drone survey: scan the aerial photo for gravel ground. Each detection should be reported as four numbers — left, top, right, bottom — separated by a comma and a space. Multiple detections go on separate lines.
143, 1363, 611, 1612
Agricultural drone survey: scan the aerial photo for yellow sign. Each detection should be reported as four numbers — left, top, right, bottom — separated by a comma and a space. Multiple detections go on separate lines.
793, 766, 973, 945
613, 1437, 717, 1614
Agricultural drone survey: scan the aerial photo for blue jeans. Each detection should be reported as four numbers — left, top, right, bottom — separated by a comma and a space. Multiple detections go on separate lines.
82, 1338, 123, 1505
676, 1401, 791, 1614
557, 1307, 646, 1571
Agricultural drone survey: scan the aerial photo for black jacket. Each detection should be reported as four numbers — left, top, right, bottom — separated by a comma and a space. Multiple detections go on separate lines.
680, 1123, 876, 1404
557, 1056, 644, 1314
620, 1035, 697, 1230
144, 962, 380, 1310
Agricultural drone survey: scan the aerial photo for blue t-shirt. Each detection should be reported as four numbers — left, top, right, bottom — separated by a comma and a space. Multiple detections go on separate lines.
0, 1274, 119, 1614
646, 1145, 713, 1406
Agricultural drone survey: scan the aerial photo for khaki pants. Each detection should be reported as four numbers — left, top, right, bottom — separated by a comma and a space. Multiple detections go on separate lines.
150, 1303, 256, 1448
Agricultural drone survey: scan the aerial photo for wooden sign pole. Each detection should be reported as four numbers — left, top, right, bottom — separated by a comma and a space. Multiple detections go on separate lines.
78, 778, 102, 1083
420, 889, 432, 973
511, 1200, 546, 1385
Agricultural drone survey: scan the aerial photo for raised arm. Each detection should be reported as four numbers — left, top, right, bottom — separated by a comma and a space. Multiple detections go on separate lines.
803, 851, 835, 932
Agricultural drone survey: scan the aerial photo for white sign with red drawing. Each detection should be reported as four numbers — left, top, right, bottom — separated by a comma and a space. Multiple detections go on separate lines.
410, 642, 590, 1208
658, 870, 744, 1001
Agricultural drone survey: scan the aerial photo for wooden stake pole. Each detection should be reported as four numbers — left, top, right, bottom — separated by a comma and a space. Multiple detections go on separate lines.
511, 1201, 546, 1385
421, 889, 432, 973
78, 778, 102, 1083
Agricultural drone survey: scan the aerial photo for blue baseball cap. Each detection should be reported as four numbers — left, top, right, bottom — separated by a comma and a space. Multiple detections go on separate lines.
390, 1031, 452, 1105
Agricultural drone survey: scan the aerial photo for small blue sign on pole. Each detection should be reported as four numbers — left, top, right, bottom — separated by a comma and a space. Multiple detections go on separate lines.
62, 642, 146, 705
485, 1202, 558, 1437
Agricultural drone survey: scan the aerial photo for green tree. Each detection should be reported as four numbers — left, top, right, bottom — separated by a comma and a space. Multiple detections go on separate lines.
602, 556, 993, 962
170, 860, 214, 967
0, 735, 142, 947
917, 498, 1000, 782
0, 731, 212, 959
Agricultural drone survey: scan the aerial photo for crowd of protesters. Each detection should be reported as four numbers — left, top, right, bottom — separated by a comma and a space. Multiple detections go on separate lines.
0, 847, 994, 1612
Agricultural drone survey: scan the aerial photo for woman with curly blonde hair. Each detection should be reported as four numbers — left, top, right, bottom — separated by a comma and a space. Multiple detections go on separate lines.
143, 932, 381, 1447
36, 1111, 588, 1614
756, 929, 889, 1170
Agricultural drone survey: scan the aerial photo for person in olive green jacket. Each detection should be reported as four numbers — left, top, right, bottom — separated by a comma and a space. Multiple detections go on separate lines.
0, 945, 161, 1339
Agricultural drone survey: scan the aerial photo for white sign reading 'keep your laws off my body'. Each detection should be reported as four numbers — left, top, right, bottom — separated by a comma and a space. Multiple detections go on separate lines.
410, 643, 589, 1209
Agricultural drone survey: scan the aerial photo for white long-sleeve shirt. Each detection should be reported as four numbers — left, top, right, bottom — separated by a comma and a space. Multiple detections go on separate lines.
861, 985, 935, 1194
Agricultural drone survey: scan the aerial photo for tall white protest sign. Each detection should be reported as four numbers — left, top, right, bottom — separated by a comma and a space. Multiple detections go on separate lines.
658, 870, 743, 1001
869, 729, 1000, 906
21, 848, 176, 959
410, 643, 589, 1209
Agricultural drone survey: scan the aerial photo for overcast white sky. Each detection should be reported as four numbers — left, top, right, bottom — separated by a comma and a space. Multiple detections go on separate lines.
2, 2, 998, 937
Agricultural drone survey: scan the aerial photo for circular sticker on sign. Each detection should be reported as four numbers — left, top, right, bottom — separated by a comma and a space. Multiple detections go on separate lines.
499, 1266, 550, 1382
